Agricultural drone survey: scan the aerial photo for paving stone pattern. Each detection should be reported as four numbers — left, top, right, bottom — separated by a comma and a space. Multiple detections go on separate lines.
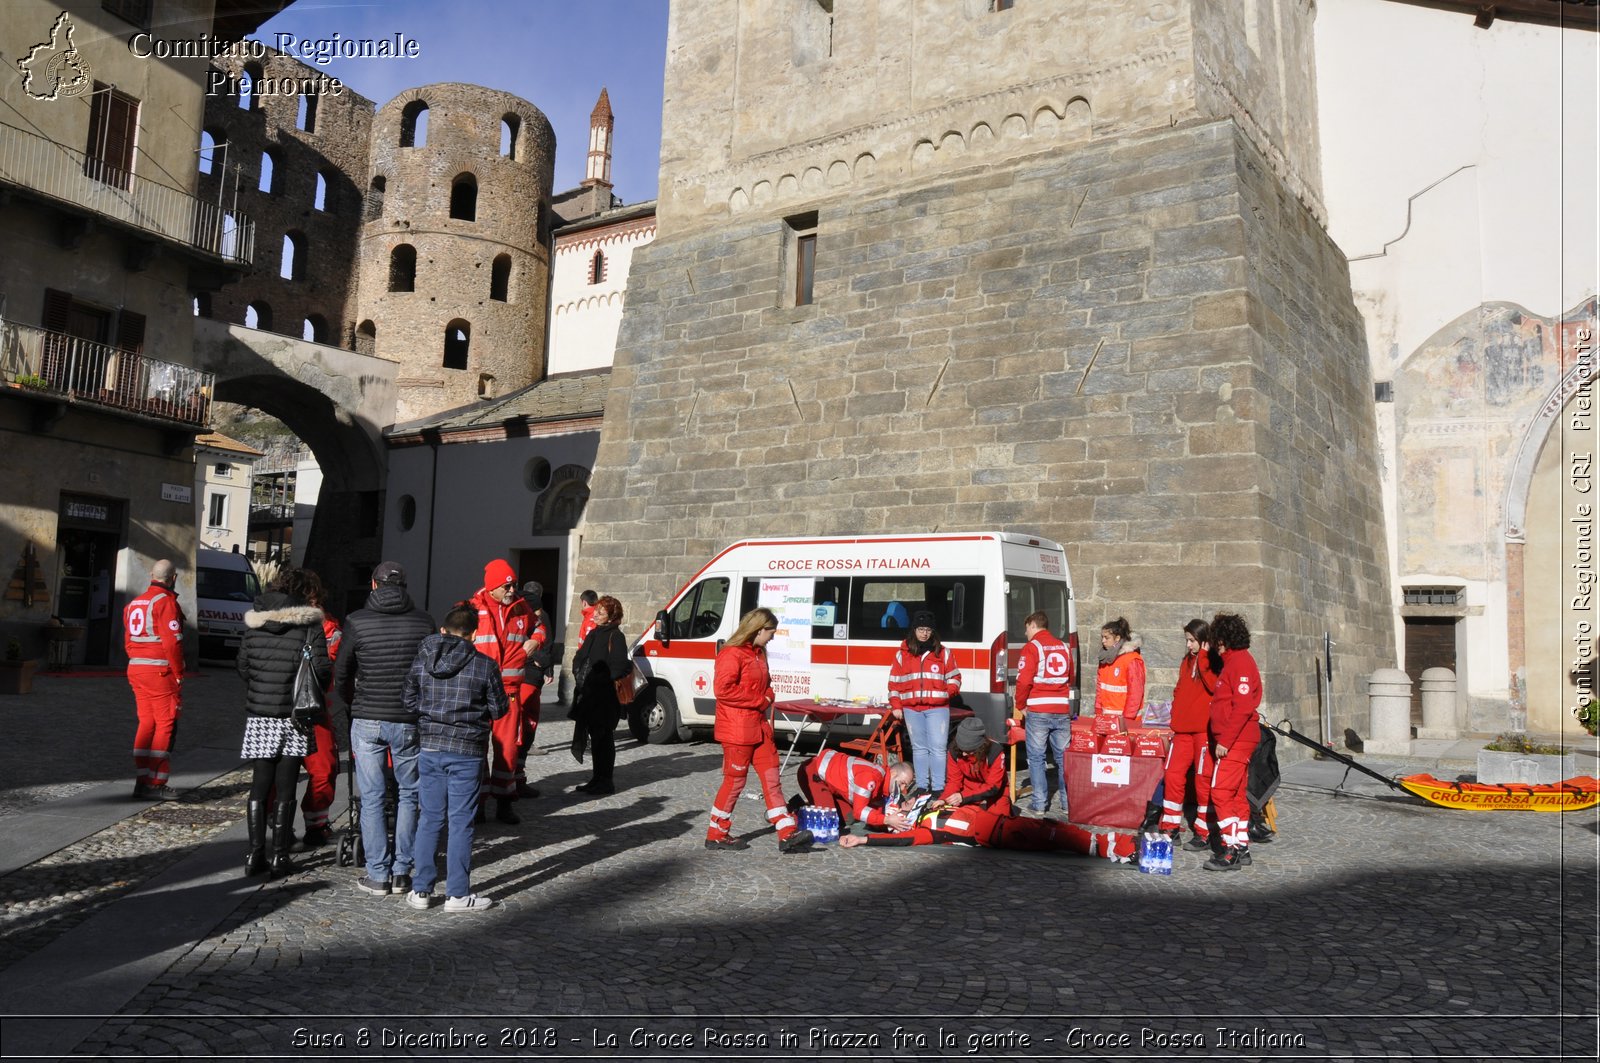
3, 673, 1595, 1060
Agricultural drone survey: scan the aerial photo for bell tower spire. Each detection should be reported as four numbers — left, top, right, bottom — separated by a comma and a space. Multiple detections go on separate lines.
583, 87, 614, 188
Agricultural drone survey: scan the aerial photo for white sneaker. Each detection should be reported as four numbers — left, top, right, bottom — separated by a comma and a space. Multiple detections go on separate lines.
444, 893, 496, 912
405, 891, 436, 910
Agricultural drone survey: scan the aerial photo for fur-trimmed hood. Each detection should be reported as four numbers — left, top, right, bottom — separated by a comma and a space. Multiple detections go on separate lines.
244, 596, 325, 633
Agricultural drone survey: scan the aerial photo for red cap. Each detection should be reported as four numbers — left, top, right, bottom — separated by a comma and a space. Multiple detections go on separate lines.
483, 559, 516, 591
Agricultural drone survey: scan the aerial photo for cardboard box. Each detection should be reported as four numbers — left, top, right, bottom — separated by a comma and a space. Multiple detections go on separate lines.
1133, 733, 1167, 758
1067, 728, 1099, 753
1092, 712, 1126, 736
1100, 733, 1133, 756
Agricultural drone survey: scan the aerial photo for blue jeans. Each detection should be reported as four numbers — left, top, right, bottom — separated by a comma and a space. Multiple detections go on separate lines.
1025, 711, 1072, 812
350, 718, 420, 882
902, 708, 949, 793
412, 749, 482, 899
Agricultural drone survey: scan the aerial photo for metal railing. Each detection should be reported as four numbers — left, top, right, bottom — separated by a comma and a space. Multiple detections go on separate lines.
1, 320, 214, 426
0, 120, 255, 264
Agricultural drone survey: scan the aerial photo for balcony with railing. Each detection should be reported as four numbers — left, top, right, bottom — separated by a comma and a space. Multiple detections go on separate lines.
1, 320, 214, 427
0, 119, 255, 264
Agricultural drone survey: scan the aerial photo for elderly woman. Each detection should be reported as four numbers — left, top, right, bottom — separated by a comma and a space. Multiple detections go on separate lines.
238, 568, 330, 878
568, 595, 630, 795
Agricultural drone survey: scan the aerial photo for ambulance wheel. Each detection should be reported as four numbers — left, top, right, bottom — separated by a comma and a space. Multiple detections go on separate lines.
633, 685, 680, 745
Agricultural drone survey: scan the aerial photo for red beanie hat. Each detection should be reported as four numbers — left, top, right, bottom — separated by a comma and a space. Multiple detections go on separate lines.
483, 558, 516, 591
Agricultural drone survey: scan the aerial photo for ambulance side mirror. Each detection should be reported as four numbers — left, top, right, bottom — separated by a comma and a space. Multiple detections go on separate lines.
655, 610, 671, 648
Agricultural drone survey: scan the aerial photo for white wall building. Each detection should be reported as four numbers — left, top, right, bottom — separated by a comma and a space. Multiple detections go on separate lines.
1316, 0, 1598, 736
194, 433, 263, 558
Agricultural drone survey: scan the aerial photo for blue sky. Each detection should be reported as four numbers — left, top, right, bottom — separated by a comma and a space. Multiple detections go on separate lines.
255, 0, 669, 205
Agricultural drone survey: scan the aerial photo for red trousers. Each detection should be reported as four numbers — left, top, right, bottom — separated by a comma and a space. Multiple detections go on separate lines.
515, 682, 542, 786
1159, 732, 1213, 838
300, 720, 338, 830
486, 687, 527, 799
1209, 729, 1259, 849
708, 738, 799, 841
890, 807, 1136, 861
129, 672, 180, 786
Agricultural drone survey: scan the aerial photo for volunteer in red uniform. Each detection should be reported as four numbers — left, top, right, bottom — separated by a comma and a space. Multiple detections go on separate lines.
125, 558, 185, 800
1204, 612, 1263, 871
576, 589, 598, 643
1096, 616, 1146, 722
839, 803, 1135, 862
298, 571, 343, 847
940, 717, 1011, 815
1015, 611, 1074, 815
887, 609, 961, 795
1159, 619, 1220, 849
468, 559, 532, 825
796, 752, 915, 831
704, 608, 813, 853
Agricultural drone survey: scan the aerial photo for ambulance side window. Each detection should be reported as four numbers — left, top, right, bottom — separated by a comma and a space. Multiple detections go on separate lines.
850, 577, 984, 641
811, 579, 849, 639
669, 577, 730, 639
1006, 577, 1070, 644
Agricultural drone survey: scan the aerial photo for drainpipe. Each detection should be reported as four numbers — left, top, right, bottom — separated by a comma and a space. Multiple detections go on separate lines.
422, 426, 441, 613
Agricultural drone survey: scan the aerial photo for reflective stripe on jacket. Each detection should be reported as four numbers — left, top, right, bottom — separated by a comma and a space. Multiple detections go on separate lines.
887, 644, 961, 713
809, 750, 891, 827
469, 588, 530, 699
1015, 631, 1072, 714
124, 583, 184, 678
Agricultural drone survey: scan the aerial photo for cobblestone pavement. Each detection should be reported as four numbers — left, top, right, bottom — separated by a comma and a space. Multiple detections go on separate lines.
1, 672, 1596, 1061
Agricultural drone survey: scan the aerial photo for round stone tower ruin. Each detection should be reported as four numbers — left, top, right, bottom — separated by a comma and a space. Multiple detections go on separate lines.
358, 83, 556, 422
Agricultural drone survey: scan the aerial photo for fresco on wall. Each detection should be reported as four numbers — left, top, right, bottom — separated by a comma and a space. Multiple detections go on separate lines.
1397, 298, 1597, 578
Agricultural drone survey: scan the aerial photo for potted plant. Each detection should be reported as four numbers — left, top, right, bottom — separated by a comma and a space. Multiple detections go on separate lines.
1477, 732, 1576, 785
0, 637, 37, 695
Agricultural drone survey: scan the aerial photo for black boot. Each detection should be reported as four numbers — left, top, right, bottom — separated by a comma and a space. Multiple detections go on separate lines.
245, 798, 269, 876
269, 800, 296, 878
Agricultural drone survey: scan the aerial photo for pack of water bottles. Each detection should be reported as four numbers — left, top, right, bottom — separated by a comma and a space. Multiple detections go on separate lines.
799, 805, 840, 845
1137, 831, 1173, 875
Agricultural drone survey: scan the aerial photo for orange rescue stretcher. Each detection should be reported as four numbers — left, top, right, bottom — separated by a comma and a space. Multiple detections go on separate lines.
1396, 774, 1600, 812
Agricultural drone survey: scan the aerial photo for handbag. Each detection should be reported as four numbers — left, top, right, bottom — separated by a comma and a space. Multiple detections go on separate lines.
610, 629, 635, 705
290, 626, 324, 735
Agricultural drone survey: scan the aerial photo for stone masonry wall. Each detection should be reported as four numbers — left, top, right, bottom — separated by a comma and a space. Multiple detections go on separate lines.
573, 118, 1394, 747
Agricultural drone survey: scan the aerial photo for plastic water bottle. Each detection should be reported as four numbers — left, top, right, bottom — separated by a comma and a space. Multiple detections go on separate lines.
824, 808, 839, 844
1156, 834, 1173, 875
801, 805, 816, 835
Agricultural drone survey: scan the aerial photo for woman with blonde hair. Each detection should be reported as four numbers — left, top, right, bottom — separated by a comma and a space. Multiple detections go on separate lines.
703, 608, 812, 853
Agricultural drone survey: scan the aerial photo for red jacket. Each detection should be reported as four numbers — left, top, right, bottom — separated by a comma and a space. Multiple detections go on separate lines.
469, 588, 531, 702
124, 581, 184, 679
713, 642, 773, 745
805, 750, 893, 828
1209, 647, 1263, 749
1097, 644, 1146, 718
321, 613, 343, 692
887, 643, 961, 713
1016, 630, 1073, 714
578, 605, 596, 643
1169, 651, 1217, 733
940, 746, 1010, 815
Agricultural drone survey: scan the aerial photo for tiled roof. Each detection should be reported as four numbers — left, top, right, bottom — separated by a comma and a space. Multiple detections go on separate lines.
386, 369, 610, 436
194, 431, 265, 457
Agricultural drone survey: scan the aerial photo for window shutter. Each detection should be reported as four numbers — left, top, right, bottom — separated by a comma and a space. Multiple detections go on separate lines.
115, 309, 146, 352
41, 289, 72, 332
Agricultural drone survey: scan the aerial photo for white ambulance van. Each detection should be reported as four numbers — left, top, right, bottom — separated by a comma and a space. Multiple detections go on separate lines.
195, 547, 261, 657
627, 532, 1077, 745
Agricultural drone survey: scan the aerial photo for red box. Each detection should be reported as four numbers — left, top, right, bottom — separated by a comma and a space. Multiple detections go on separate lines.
1067, 728, 1098, 753
1100, 733, 1133, 756
1093, 712, 1126, 736
1133, 734, 1167, 758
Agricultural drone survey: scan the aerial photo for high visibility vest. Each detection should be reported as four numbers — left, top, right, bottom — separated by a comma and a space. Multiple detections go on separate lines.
124, 582, 184, 677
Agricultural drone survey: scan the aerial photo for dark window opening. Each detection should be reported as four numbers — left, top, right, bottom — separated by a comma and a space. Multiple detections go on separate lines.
296, 92, 318, 133
356, 320, 376, 356
400, 100, 429, 147
589, 249, 606, 285
848, 576, 986, 643
302, 314, 329, 343
490, 255, 511, 301
240, 63, 263, 110
366, 174, 386, 222
785, 211, 818, 307
314, 171, 329, 211
258, 149, 279, 194
103, 0, 152, 28
193, 293, 211, 318
388, 244, 416, 292
450, 173, 478, 221
443, 320, 470, 369
245, 301, 272, 331
500, 114, 519, 159
280, 231, 306, 281
85, 83, 138, 190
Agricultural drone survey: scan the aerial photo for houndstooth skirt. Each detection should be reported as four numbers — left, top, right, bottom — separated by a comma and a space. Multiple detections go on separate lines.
240, 715, 314, 760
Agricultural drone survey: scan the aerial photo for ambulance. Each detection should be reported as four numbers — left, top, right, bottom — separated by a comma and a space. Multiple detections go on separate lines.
195, 547, 261, 657
627, 532, 1077, 745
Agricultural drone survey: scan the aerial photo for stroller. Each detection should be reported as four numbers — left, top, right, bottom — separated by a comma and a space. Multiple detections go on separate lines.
335, 748, 397, 868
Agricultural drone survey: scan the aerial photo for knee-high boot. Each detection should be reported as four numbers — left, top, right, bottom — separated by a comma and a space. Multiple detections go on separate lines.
245, 798, 269, 876
269, 799, 296, 878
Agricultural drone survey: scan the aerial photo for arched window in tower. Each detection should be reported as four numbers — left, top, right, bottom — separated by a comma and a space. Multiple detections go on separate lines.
240, 62, 262, 110
302, 314, 329, 343
500, 114, 520, 160
356, 319, 376, 357
258, 149, 279, 194
490, 254, 511, 302
193, 293, 211, 318
314, 171, 328, 211
199, 130, 217, 174
589, 249, 606, 285
443, 320, 470, 370
366, 174, 386, 221
281, 231, 306, 281
400, 100, 429, 147
245, 301, 271, 330
449, 173, 478, 221
389, 244, 416, 292
296, 92, 318, 133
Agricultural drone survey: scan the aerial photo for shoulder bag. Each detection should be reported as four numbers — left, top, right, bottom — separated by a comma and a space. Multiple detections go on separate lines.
611, 628, 635, 706
291, 626, 324, 735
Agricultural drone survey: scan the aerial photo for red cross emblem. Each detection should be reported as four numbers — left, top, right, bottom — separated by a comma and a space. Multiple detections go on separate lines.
693, 672, 710, 694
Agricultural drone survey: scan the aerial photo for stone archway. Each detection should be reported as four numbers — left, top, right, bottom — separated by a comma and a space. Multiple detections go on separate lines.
194, 318, 398, 610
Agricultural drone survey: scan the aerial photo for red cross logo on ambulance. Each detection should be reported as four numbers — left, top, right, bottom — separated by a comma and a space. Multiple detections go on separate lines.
692, 671, 710, 694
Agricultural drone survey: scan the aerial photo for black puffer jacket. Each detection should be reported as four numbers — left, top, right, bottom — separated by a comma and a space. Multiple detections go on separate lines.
237, 593, 330, 719
334, 585, 436, 724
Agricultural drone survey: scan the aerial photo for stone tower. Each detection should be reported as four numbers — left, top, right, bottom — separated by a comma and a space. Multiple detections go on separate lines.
573, 0, 1398, 745
358, 83, 556, 421
584, 87, 614, 189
